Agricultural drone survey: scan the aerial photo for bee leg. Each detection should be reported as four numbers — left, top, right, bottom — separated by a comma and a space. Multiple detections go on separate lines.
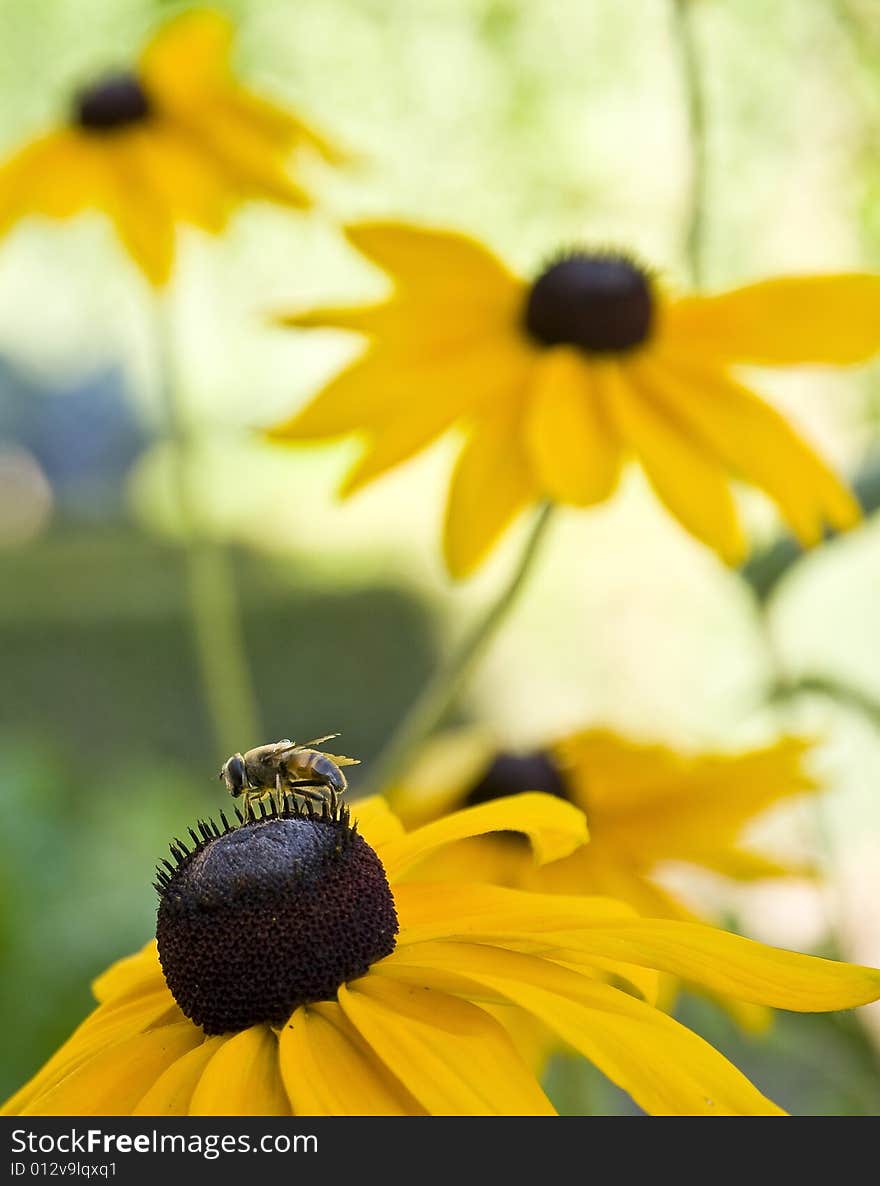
287, 780, 327, 802
275, 773, 287, 814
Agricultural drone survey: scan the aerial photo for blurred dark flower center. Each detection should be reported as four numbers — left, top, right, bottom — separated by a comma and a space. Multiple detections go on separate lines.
155, 801, 398, 1035
74, 74, 152, 132
524, 253, 653, 353
463, 749, 571, 808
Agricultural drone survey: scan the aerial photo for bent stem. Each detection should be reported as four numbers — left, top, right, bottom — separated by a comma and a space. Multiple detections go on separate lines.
671, 0, 708, 288
365, 502, 555, 799
155, 298, 262, 758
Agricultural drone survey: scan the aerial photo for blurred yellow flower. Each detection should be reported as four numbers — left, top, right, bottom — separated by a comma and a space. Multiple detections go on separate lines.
392, 729, 823, 1032
268, 223, 876, 577
6, 791, 879, 1116
0, 9, 341, 285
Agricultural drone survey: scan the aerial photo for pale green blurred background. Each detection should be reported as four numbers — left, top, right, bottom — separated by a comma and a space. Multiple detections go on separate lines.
1, 0, 880, 1113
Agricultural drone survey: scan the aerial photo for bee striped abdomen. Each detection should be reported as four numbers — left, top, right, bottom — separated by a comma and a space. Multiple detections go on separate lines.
300, 752, 347, 794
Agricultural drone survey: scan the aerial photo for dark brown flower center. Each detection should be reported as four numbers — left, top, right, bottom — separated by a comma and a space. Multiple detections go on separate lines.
155, 799, 398, 1035
463, 750, 571, 809
524, 253, 653, 354
74, 73, 152, 132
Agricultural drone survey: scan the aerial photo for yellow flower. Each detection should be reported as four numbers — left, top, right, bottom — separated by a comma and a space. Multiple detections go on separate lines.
0, 9, 341, 285
267, 223, 877, 577
391, 729, 825, 1032
5, 792, 880, 1116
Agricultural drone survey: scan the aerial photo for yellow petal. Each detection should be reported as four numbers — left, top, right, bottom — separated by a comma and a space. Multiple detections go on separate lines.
394, 882, 634, 945
444, 399, 540, 578
558, 919, 880, 1011
338, 976, 555, 1115
665, 275, 880, 365
140, 9, 234, 110
277, 290, 522, 356
343, 222, 521, 308
381, 793, 588, 882
394, 834, 536, 892
132, 1037, 225, 1116
266, 351, 404, 441
101, 141, 175, 286
122, 124, 230, 233
343, 337, 536, 497
695, 847, 813, 882
189, 1026, 288, 1116
279, 1002, 424, 1115
403, 870, 662, 1002
21, 1023, 203, 1116
2, 989, 179, 1116
558, 731, 819, 874
632, 354, 860, 546
92, 940, 164, 1004
186, 111, 311, 207
0, 130, 104, 231
226, 93, 345, 164
530, 849, 786, 1032
349, 795, 405, 855
602, 360, 747, 563
524, 347, 621, 506
381, 942, 783, 1115
560, 730, 816, 815
483, 1003, 555, 1074
271, 334, 531, 495
274, 302, 396, 336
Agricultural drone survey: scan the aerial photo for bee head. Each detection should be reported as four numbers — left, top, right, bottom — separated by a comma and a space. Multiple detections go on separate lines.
219, 754, 248, 797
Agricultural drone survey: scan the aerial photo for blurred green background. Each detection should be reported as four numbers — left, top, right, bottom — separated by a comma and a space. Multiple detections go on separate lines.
1, 0, 880, 1113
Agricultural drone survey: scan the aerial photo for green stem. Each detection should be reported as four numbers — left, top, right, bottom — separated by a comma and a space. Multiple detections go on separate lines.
671, 0, 708, 288
364, 503, 555, 798
155, 298, 262, 758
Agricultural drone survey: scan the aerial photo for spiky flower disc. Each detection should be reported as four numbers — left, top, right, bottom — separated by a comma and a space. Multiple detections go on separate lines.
155, 796, 398, 1035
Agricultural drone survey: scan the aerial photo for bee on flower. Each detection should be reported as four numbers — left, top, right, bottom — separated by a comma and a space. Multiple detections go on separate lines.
6, 787, 880, 1116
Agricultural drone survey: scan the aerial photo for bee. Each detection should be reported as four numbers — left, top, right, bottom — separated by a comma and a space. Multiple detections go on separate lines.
219, 734, 359, 818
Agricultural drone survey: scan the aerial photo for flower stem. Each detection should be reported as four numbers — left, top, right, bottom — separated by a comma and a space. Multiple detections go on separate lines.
154, 298, 262, 758
364, 503, 555, 799
671, 0, 708, 288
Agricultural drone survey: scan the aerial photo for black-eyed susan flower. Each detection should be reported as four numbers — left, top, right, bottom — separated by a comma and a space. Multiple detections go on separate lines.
6, 792, 880, 1116
0, 9, 341, 285
267, 223, 878, 577
390, 730, 825, 1032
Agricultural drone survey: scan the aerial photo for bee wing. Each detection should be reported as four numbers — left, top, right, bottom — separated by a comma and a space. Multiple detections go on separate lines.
323, 752, 361, 767
302, 733, 341, 748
